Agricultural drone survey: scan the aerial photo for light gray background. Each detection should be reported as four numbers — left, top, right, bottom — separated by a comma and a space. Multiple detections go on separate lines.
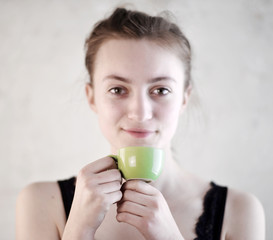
0, 0, 272, 239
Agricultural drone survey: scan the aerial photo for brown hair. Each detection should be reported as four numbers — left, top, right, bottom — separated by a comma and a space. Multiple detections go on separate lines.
85, 7, 192, 90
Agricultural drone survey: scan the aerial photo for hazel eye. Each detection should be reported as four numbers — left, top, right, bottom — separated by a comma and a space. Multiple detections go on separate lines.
152, 87, 171, 96
109, 87, 126, 95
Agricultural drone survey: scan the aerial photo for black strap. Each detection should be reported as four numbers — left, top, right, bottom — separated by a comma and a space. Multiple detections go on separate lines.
57, 177, 76, 219
195, 182, 228, 240
57, 177, 227, 239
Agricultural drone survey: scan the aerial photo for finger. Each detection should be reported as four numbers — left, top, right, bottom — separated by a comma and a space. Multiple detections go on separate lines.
96, 169, 121, 184
117, 200, 146, 217
98, 180, 122, 194
107, 190, 123, 204
121, 189, 151, 207
122, 180, 158, 196
116, 211, 142, 227
80, 156, 117, 175
92, 156, 117, 173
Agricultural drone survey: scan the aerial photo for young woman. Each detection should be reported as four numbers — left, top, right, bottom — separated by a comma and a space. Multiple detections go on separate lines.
16, 8, 265, 240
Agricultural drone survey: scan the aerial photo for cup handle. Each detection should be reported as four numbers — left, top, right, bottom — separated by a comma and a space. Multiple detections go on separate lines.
108, 155, 125, 179
109, 155, 118, 165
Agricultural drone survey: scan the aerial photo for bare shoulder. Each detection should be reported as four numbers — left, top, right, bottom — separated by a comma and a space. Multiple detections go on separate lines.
16, 181, 66, 240
223, 187, 265, 240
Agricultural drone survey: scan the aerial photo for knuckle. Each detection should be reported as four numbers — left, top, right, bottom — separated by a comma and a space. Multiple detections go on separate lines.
90, 188, 101, 199
136, 180, 143, 189
78, 167, 88, 179
96, 172, 106, 182
117, 212, 126, 222
153, 209, 160, 219
155, 190, 162, 198
147, 209, 156, 220
117, 190, 123, 200
114, 181, 121, 190
112, 169, 121, 180
120, 201, 129, 211
123, 190, 131, 199
123, 201, 130, 208
77, 175, 90, 189
141, 216, 155, 231
78, 167, 95, 182
104, 156, 115, 167
115, 191, 123, 203
128, 179, 141, 189
122, 213, 132, 223
95, 193, 108, 207
151, 199, 160, 209
139, 218, 150, 230
104, 156, 112, 165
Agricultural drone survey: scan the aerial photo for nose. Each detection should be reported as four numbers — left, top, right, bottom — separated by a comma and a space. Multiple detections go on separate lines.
127, 92, 153, 122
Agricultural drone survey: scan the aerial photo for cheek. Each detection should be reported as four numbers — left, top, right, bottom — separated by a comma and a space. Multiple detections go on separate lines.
158, 99, 181, 121
96, 107, 117, 144
96, 99, 124, 127
157, 102, 181, 134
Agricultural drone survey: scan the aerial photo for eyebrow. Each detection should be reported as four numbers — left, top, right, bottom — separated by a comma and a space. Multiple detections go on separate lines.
103, 74, 176, 83
103, 75, 130, 83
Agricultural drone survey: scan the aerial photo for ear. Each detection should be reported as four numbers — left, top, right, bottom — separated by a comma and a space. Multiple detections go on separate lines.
85, 83, 97, 113
180, 85, 192, 114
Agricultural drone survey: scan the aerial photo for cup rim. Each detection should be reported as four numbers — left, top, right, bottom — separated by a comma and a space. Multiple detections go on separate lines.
118, 146, 163, 151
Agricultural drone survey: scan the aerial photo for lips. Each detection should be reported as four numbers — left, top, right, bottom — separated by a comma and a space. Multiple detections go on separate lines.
122, 128, 155, 138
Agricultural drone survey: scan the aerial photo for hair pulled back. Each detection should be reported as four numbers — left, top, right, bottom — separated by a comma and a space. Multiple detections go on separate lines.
85, 8, 192, 89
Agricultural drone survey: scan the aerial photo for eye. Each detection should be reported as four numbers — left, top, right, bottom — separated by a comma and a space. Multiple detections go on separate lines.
151, 87, 171, 96
109, 87, 127, 95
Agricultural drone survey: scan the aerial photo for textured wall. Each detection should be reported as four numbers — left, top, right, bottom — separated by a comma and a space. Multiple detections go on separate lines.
0, 0, 272, 239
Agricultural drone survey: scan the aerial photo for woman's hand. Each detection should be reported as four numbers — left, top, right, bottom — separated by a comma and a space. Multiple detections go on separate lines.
62, 157, 122, 240
116, 180, 184, 240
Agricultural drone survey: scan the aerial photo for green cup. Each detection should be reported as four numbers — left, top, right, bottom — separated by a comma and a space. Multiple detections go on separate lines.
111, 146, 164, 181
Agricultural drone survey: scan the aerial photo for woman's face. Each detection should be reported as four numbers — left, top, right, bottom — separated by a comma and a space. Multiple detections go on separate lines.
86, 39, 189, 152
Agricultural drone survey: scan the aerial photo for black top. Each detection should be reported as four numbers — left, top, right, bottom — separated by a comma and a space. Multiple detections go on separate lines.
58, 178, 227, 240
58, 177, 76, 219
194, 182, 228, 240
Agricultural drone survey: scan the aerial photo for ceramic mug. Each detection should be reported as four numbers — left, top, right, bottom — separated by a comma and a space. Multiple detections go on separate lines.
110, 146, 164, 181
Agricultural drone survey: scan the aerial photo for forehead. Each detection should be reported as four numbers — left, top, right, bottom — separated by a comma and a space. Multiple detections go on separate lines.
93, 38, 185, 83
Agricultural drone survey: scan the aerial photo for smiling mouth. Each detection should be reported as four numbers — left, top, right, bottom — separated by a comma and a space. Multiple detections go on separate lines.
123, 128, 155, 138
